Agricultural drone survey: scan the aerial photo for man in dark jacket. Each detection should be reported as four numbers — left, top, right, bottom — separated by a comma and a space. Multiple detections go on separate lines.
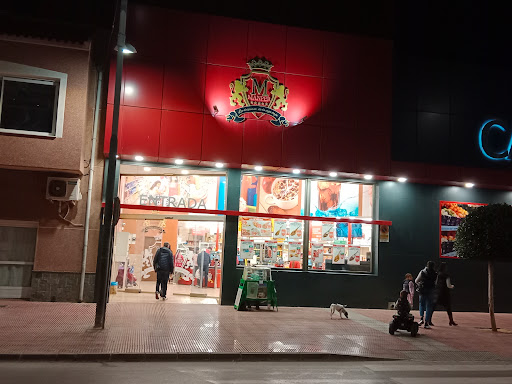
197, 247, 211, 288
153, 242, 174, 300
415, 260, 437, 329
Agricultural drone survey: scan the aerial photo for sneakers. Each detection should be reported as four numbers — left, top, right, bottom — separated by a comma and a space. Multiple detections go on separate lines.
429, 321, 434, 326
419, 317, 424, 326
155, 291, 159, 300
161, 296, 167, 300
424, 324, 431, 329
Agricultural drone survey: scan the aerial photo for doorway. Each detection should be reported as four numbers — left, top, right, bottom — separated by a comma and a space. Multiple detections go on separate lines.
110, 214, 224, 304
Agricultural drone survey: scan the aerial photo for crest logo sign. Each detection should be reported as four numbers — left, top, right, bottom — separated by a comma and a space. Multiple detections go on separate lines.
227, 57, 289, 127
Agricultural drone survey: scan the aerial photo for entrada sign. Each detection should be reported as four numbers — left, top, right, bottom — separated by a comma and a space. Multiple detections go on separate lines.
227, 57, 289, 127
478, 119, 512, 161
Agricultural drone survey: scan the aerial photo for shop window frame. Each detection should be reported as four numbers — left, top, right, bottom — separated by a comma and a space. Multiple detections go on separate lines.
237, 171, 378, 275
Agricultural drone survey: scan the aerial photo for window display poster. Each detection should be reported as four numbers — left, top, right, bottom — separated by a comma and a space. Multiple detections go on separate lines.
440, 201, 486, 258
311, 243, 324, 264
379, 225, 389, 242
241, 217, 272, 237
263, 240, 278, 262
120, 175, 221, 209
310, 222, 322, 241
310, 181, 361, 217
288, 242, 302, 261
256, 176, 303, 215
288, 221, 303, 240
273, 219, 288, 238
347, 246, 361, 265
332, 244, 346, 264
321, 222, 335, 241
240, 239, 255, 260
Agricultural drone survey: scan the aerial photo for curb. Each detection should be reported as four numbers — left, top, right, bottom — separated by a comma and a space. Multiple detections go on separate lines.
0, 352, 400, 362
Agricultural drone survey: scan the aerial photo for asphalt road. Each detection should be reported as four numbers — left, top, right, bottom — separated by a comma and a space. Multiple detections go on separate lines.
2, 360, 512, 384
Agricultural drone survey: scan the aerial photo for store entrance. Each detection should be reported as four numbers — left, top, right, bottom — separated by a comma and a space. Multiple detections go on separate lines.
110, 214, 224, 304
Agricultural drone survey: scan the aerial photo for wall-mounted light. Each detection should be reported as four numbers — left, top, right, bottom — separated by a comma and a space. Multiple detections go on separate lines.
254, 165, 263, 171
174, 159, 184, 165
364, 175, 373, 180
115, 42, 137, 54
294, 116, 308, 126
465, 182, 475, 188
134, 155, 144, 161
329, 171, 337, 177
292, 169, 301, 174
212, 105, 219, 117
215, 162, 224, 168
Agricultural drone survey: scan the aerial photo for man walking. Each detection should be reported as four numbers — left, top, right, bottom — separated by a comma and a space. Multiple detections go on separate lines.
197, 247, 212, 288
415, 260, 437, 329
153, 242, 174, 300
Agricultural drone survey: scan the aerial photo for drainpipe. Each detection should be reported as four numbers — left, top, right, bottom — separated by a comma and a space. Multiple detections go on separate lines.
79, 70, 103, 302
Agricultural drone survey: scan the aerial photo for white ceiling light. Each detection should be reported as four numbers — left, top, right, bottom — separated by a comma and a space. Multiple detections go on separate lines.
215, 162, 224, 168
174, 159, 184, 165
465, 182, 474, 188
134, 155, 144, 161
329, 171, 337, 177
292, 169, 301, 174
181, 170, 189, 175
397, 177, 407, 183
143, 167, 151, 172
364, 174, 373, 180
254, 165, 263, 171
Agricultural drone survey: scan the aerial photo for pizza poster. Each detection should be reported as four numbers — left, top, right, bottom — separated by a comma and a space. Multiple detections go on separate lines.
347, 246, 360, 265
311, 243, 324, 264
240, 239, 254, 260
288, 242, 302, 261
332, 244, 346, 264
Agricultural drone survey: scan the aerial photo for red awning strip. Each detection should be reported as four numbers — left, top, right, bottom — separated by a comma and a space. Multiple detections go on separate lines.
105, 203, 392, 226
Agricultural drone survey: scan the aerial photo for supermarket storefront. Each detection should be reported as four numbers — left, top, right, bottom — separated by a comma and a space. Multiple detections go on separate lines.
103, 3, 512, 311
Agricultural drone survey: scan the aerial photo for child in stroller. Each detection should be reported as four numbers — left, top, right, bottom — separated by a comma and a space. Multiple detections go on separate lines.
389, 290, 419, 337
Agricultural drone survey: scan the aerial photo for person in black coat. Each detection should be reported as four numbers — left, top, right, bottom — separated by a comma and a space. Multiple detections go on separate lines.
153, 242, 174, 300
434, 262, 458, 326
415, 260, 437, 329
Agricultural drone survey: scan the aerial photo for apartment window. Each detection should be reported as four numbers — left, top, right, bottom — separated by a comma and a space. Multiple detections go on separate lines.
0, 77, 59, 136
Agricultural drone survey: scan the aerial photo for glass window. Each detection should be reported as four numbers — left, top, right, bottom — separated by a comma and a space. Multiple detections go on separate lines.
237, 216, 304, 269
0, 78, 58, 135
310, 181, 373, 218
240, 175, 305, 215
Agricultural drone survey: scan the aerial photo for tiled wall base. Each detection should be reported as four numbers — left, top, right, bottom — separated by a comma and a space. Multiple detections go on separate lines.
31, 272, 95, 303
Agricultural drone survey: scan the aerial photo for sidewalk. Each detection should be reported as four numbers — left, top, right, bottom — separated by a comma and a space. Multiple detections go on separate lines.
0, 300, 511, 362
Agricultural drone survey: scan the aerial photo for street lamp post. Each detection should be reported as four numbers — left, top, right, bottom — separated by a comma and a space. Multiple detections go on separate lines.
94, 0, 129, 328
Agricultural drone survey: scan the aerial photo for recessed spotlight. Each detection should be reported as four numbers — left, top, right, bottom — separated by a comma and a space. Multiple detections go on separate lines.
143, 167, 151, 172
174, 159, 184, 165
134, 155, 144, 161
465, 182, 474, 188
292, 169, 301, 174
397, 177, 407, 183
364, 175, 373, 180
329, 171, 337, 177
254, 165, 263, 171
215, 162, 224, 168
181, 169, 189, 175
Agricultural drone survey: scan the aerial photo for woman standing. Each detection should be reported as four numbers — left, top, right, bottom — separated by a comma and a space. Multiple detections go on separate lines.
415, 261, 437, 329
435, 262, 458, 326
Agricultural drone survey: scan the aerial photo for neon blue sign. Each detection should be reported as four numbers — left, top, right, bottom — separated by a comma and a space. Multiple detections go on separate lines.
478, 119, 512, 161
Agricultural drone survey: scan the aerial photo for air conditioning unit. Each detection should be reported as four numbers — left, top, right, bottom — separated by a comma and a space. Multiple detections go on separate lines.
46, 177, 82, 201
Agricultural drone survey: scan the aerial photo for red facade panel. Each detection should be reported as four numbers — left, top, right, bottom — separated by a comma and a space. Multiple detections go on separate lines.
207, 16, 248, 68
119, 106, 161, 161
284, 74, 323, 126
201, 115, 243, 165
282, 123, 321, 170
204, 65, 244, 116
242, 118, 283, 166
163, 61, 206, 113
285, 27, 324, 77
159, 110, 203, 162
247, 22, 287, 73
123, 57, 164, 109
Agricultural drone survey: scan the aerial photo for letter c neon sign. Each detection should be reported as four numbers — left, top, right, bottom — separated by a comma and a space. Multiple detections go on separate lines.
478, 119, 512, 161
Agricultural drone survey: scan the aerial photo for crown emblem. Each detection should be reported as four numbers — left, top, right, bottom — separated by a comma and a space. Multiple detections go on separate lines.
247, 57, 274, 73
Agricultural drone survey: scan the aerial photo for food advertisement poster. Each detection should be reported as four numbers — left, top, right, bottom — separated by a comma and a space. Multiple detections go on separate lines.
120, 175, 221, 209
379, 225, 390, 242
310, 222, 322, 241
288, 242, 302, 261
321, 222, 335, 241
240, 240, 254, 260
241, 217, 272, 237
239, 175, 303, 215
347, 246, 361, 265
440, 201, 486, 258
310, 181, 362, 217
332, 244, 346, 264
311, 243, 324, 264
273, 219, 288, 238
263, 240, 278, 262
288, 221, 303, 240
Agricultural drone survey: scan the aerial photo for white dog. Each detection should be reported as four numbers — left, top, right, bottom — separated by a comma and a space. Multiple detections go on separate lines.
330, 303, 348, 319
